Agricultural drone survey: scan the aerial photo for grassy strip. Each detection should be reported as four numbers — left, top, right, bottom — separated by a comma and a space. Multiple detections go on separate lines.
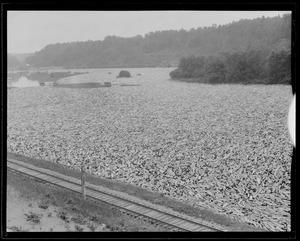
7, 152, 264, 231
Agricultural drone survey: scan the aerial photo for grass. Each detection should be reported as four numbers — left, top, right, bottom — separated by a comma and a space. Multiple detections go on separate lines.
7, 151, 264, 231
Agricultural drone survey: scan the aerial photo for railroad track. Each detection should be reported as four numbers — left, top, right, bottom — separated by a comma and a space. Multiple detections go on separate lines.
7, 158, 228, 232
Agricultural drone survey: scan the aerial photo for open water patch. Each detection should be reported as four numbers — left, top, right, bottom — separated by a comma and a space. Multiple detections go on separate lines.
9, 77, 40, 88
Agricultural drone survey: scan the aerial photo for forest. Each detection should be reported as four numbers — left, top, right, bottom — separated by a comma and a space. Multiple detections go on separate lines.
170, 46, 291, 84
20, 13, 291, 70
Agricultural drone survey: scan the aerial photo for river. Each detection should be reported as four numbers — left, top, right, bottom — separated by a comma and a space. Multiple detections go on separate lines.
8, 67, 176, 87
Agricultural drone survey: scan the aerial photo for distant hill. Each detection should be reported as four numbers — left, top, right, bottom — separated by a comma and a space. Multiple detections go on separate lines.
7, 54, 24, 70
25, 14, 291, 69
10, 53, 34, 63
7, 53, 34, 70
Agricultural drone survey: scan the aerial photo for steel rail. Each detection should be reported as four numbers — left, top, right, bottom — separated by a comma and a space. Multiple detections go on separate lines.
7, 158, 228, 232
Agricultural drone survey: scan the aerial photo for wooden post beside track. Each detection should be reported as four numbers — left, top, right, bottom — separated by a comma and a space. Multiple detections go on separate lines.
81, 166, 86, 200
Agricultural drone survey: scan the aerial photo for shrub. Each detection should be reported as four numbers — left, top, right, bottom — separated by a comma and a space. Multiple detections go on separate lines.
88, 223, 97, 231
71, 214, 86, 225
117, 70, 131, 78
38, 200, 49, 209
66, 198, 75, 205
75, 225, 84, 232
90, 215, 101, 222
24, 211, 42, 223
9, 226, 23, 232
57, 210, 68, 222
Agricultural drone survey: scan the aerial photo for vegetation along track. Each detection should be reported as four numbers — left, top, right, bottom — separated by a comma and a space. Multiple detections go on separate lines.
7, 158, 228, 232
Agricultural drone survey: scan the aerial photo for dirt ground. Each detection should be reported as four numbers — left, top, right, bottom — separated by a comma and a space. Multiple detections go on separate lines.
7, 183, 108, 232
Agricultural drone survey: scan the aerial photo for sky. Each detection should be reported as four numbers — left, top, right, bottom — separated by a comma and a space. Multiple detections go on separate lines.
7, 11, 291, 54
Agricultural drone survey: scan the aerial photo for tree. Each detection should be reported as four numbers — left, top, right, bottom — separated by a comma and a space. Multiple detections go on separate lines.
204, 56, 226, 83
117, 70, 131, 78
24, 14, 291, 69
223, 50, 267, 84
170, 50, 273, 84
267, 49, 291, 84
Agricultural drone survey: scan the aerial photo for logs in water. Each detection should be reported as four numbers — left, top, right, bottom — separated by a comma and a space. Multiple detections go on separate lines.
7, 80, 293, 231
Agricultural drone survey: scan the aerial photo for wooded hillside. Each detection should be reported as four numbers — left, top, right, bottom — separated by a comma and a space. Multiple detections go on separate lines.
24, 14, 291, 69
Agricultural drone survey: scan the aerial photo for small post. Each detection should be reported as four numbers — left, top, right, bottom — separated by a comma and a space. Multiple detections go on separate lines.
81, 165, 86, 200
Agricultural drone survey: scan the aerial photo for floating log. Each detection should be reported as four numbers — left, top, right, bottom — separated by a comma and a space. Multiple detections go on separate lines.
55, 82, 112, 88
120, 84, 140, 86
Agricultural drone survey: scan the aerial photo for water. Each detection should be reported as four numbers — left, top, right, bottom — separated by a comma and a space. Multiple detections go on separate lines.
56, 67, 175, 85
9, 76, 40, 88
8, 68, 176, 88
7, 67, 293, 232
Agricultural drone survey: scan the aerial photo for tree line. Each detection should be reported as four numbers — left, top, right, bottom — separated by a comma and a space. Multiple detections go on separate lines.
22, 14, 291, 69
170, 46, 291, 84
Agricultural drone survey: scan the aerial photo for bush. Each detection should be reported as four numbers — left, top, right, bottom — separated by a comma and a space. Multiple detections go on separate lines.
24, 211, 42, 223
117, 70, 131, 78
75, 225, 84, 232
71, 214, 86, 225
38, 200, 49, 209
57, 210, 69, 221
